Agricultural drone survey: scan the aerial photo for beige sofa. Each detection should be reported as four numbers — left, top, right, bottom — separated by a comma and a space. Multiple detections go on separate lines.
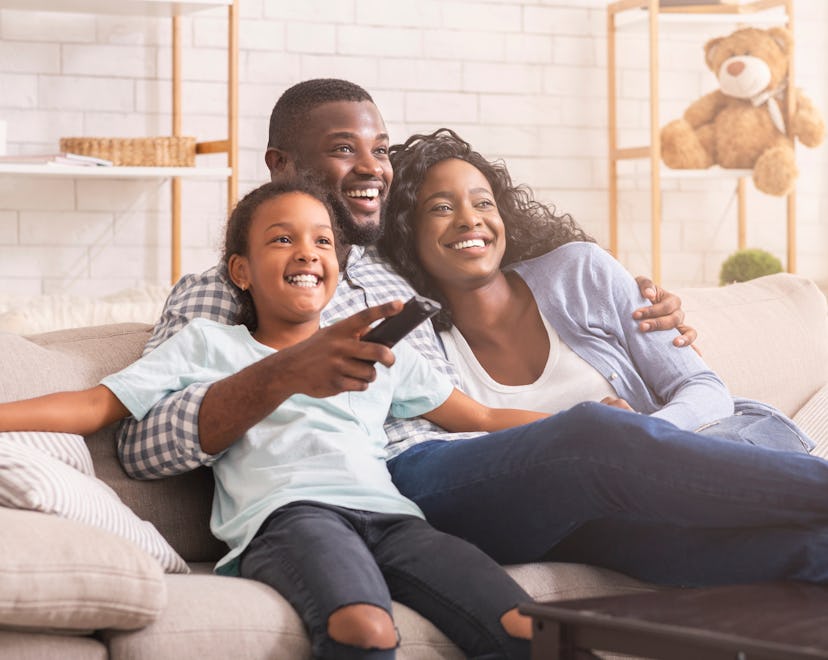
1, 273, 827, 660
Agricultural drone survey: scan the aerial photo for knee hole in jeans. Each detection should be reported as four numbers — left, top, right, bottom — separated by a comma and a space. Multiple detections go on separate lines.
327, 603, 398, 650
500, 607, 532, 640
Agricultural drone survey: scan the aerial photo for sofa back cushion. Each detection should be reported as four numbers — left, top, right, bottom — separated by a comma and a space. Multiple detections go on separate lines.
0, 323, 224, 563
677, 273, 828, 418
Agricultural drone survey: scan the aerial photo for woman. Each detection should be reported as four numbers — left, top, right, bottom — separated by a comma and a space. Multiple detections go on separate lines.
379, 129, 820, 585
379, 128, 812, 452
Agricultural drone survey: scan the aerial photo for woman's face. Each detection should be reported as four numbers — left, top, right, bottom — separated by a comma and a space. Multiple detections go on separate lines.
414, 158, 506, 291
230, 191, 339, 326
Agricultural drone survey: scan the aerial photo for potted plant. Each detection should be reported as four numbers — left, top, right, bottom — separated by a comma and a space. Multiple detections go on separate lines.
719, 248, 783, 285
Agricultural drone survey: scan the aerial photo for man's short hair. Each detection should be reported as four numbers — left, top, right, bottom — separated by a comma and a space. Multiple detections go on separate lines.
267, 79, 374, 152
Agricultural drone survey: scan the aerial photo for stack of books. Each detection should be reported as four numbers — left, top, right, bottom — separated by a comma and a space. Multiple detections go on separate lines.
0, 152, 113, 167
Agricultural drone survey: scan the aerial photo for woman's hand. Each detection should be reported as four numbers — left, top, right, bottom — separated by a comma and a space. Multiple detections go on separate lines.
600, 396, 636, 413
633, 276, 698, 350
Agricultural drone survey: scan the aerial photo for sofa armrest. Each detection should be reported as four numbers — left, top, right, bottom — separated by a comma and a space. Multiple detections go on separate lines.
0, 507, 167, 633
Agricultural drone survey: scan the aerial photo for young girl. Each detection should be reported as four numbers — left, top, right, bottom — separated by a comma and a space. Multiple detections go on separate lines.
0, 179, 543, 660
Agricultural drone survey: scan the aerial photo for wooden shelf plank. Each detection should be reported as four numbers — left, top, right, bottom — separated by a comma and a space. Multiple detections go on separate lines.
614, 4, 786, 30
617, 166, 753, 181
0, 163, 232, 179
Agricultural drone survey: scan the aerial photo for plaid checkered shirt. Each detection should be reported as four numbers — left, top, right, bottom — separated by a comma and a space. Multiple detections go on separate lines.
116, 245, 481, 479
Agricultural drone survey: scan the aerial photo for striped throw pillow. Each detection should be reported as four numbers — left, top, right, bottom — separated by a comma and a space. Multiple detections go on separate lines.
1, 431, 94, 475
0, 436, 188, 574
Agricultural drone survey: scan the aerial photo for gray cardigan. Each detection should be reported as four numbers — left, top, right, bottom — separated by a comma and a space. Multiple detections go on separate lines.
509, 241, 734, 431
509, 242, 813, 452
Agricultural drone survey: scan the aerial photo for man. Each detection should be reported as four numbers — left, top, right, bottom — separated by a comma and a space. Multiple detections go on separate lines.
115, 79, 828, 587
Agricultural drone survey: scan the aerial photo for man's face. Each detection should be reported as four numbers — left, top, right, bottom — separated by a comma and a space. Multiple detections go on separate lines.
270, 100, 393, 246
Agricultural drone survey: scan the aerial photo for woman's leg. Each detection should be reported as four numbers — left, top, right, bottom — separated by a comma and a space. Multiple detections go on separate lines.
239, 502, 397, 660
368, 513, 531, 660
388, 401, 828, 581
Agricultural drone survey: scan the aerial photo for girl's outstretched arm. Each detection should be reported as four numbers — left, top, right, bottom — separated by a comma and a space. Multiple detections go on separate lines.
0, 385, 128, 436
422, 388, 547, 433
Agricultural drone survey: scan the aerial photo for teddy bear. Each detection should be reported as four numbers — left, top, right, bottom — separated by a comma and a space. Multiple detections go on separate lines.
660, 26, 824, 196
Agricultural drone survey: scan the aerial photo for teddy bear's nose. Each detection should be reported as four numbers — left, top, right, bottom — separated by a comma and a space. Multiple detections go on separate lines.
727, 60, 745, 76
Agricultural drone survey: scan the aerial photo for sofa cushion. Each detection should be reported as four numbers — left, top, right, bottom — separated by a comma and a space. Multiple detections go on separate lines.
101, 573, 310, 660
0, 441, 188, 574
100, 561, 653, 660
0, 507, 167, 633
0, 323, 154, 401
0, 631, 107, 660
103, 571, 467, 660
677, 273, 828, 418
506, 561, 658, 602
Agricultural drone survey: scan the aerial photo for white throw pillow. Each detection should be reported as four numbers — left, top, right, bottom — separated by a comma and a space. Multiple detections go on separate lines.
0, 439, 188, 574
0, 283, 171, 335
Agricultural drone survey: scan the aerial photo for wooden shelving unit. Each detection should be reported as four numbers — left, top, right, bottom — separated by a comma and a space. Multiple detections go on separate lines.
0, 0, 239, 283
607, 0, 795, 282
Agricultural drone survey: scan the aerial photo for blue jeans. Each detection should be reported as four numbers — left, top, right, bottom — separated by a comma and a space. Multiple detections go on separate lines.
696, 398, 815, 453
387, 402, 828, 586
239, 501, 530, 660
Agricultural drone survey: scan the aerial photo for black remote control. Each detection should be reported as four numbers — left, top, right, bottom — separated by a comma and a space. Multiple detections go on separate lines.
362, 295, 441, 348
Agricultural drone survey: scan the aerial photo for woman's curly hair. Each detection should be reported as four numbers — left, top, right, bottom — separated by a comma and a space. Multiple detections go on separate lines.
222, 177, 340, 332
378, 128, 594, 331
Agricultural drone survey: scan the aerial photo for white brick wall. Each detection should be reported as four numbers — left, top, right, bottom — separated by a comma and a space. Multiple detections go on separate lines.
0, 1, 826, 295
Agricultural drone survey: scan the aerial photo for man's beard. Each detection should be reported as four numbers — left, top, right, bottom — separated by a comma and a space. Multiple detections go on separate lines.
329, 194, 385, 247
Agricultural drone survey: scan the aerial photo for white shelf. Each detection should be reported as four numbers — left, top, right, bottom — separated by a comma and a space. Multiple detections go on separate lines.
615, 7, 787, 30
0, 0, 230, 17
0, 163, 232, 179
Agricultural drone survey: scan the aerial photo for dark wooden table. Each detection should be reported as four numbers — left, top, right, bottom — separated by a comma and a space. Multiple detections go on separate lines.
520, 582, 828, 659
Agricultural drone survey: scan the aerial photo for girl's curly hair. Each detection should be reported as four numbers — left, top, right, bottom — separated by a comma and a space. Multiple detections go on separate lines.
222, 177, 340, 332
378, 128, 594, 331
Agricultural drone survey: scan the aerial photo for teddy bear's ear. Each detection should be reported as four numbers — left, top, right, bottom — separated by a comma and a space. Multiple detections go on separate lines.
767, 26, 793, 56
704, 36, 725, 71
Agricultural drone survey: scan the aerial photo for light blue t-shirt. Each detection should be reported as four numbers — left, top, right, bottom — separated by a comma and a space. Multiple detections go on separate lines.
102, 318, 454, 573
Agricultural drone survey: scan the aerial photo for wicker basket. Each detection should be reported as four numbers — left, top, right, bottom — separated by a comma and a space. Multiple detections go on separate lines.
59, 136, 197, 167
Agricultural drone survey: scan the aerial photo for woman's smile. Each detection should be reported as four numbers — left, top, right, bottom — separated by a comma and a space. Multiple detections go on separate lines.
447, 237, 489, 251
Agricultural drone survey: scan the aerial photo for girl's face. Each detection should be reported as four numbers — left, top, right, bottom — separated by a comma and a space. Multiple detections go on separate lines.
230, 191, 338, 327
413, 158, 506, 291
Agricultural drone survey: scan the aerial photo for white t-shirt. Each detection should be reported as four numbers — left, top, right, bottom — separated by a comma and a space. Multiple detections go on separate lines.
440, 314, 616, 414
